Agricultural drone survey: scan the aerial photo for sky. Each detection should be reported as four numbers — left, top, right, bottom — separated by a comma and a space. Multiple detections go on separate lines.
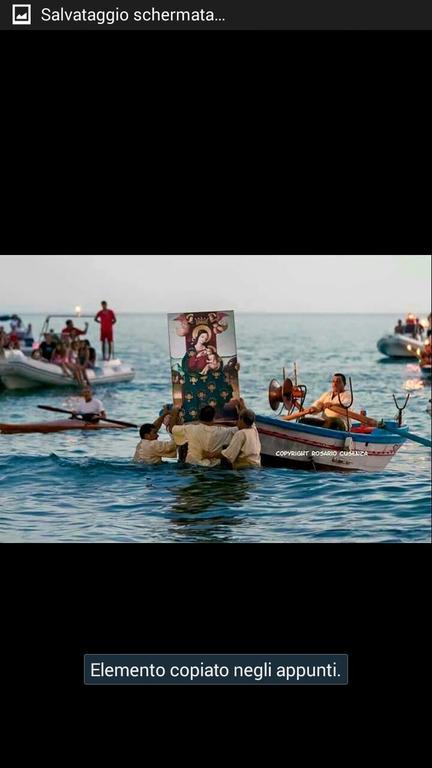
0, 254, 430, 314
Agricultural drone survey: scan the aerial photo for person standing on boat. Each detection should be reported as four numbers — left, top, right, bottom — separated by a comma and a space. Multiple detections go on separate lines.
72, 387, 106, 423
305, 373, 354, 431
94, 301, 117, 361
134, 406, 177, 464
394, 319, 404, 334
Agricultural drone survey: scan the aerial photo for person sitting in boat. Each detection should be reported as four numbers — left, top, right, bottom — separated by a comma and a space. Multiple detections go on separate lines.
419, 339, 432, 366
134, 406, 178, 465
394, 319, 404, 334
170, 404, 238, 467
81, 339, 96, 368
303, 373, 354, 431
204, 408, 262, 469
75, 340, 92, 385
61, 319, 89, 341
0, 326, 8, 354
39, 333, 57, 362
72, 387, 106, 423
7, 329, 21, 349
51, 342, 73, 377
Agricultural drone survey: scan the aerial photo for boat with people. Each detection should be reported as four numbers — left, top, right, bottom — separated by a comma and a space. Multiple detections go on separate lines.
0, 314, 34, 354
252, 373, 429, 472
255, 413, 408, 472
377, 314, 430, 359
377, 334, 423, 359
0, 313, 134, 390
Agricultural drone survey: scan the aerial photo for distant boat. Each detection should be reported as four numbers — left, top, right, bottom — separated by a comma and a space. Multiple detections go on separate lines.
377, 334, 422, 359
0, 350, 135, 390
0, 312, 134, 390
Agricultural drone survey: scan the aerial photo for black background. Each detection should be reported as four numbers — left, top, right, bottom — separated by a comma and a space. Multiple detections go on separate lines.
1, 18, 430, 730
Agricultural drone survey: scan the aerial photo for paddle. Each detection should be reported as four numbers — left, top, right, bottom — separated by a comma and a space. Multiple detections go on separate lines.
329, 404, 432, 448
37, 405, 137, 428
282, 409, 310, 421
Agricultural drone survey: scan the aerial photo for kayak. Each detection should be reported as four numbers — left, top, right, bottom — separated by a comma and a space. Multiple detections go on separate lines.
0, 419, 129, 434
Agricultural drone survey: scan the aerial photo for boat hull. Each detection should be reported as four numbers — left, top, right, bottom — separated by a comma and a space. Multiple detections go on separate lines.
255, 415, 407, 472
377, 334, 422, 358
0, 350, 135, 389
0, 419, 127, 434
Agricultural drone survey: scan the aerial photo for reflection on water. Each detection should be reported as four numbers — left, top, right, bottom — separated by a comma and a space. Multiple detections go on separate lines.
166, 468, 256, 540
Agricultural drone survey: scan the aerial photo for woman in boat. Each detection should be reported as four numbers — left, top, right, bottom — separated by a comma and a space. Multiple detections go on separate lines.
51, 342, 73, 378
75, 341, 91, 385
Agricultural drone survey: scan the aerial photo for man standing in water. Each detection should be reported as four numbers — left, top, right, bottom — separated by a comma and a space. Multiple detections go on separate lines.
134, 407, 177, 464
170, 404, 238, 466
94, 300, 117, 361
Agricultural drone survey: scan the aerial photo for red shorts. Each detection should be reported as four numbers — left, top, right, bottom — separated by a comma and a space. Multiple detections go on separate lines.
100, 331, 113, 342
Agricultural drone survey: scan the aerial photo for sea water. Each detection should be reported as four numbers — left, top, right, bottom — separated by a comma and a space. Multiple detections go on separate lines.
0, 313, 430, 542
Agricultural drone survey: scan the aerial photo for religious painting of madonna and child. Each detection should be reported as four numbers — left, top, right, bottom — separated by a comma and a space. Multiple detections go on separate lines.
167, 311, 240, 422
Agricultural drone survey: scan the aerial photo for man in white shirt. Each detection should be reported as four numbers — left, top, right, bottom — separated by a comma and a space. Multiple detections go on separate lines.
303, 373, 353, 430
205, 408, 261, 468
134, 407, 177, 465
171, 404, 238, 467
72, 387, 106, 422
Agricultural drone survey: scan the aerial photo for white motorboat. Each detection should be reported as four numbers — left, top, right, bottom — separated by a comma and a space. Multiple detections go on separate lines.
0, 349, 135, 390
0, 312, 135, 389
377, 334, 423, 359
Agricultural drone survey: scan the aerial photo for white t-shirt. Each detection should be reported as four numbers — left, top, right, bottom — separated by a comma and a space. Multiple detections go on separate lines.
172, 422, 238, 466
221, 425, 261, 468
76, 397, 104, 414
312, 389, 354, 419
134, 439, 177, 465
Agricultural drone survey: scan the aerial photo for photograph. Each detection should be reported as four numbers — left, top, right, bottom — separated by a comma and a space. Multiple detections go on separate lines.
0, 253, 430, 544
